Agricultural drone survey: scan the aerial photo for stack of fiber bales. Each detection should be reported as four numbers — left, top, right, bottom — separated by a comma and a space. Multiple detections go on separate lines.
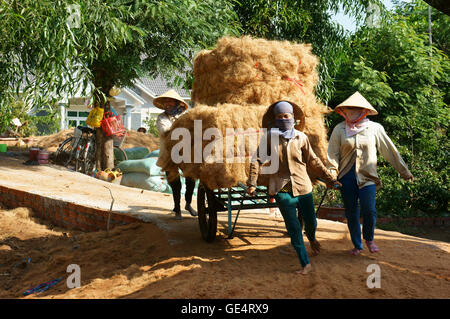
158, 36, 329, 190
192, 36, 329, 162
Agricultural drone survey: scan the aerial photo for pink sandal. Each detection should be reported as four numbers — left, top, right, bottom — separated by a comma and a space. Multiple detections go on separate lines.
366, 241, 380, 253
349, 248, 362, 255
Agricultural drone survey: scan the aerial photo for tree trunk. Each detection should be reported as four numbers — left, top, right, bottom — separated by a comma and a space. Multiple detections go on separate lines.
91, 74, 114, 171
95, 127, 103, 170
102, 130, 114, 169
95, 105, 115, 171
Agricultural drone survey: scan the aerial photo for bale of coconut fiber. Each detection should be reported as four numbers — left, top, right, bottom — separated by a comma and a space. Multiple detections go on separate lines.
156, 102, 307, 190
156, 104, 266, 190
191, 36, 320, 105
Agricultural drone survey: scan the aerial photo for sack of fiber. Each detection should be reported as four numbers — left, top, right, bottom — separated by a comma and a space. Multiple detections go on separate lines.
156, 102, 308, 190
193, 36, 319, 84
192, 36, 320, 104
156, 104, 265, 190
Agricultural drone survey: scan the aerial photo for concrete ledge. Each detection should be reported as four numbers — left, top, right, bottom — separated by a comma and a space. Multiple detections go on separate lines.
0, 184, 141, 232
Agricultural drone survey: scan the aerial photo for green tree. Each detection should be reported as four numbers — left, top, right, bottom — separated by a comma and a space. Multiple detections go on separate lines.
329, 10, 449, 217
394, 0, 450, 55
0, 97, 60, 137
0, 0, 239, 168
143, 116, 159, 138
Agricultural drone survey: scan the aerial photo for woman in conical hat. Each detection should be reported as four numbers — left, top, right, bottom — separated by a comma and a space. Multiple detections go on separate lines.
247, 100, 341, 275
154, 89, 197, 220
327, 91, 414, 255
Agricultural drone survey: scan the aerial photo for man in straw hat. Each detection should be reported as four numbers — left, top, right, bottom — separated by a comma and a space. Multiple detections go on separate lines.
327, 91, 414, 255
154, 89, 198, 220
247, 100, 341, 275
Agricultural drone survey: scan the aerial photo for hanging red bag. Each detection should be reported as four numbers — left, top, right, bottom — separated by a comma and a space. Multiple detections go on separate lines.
101, 110, 125, 137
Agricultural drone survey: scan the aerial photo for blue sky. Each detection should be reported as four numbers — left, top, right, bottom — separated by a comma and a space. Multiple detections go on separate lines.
332, 0, 407, 32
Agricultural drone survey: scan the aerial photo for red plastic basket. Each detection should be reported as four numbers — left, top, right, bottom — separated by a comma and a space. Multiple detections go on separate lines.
101, 112, 125, 137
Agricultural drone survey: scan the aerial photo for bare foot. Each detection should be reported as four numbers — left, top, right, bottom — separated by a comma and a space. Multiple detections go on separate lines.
310, 240, 321, 255
295, 263, 312, 275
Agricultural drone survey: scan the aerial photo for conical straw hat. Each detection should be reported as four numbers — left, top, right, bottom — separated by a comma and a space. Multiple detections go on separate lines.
153, 89, 189, 110
335, 91, 378, 115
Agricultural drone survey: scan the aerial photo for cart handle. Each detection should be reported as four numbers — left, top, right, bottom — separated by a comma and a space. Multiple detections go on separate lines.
317, 178, 341, 190
238, 182, 257, 197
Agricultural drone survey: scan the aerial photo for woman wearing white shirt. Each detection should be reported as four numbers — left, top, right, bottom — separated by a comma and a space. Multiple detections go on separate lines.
154, 90, 198, 220
327, 92, 414, 255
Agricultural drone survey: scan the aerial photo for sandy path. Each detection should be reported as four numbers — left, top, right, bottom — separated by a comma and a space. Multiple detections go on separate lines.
0, 155, 449, 299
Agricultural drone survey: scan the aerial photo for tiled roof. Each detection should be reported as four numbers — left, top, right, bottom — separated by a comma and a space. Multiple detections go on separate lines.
137, 75, 191, 98
128, 86, 142, 96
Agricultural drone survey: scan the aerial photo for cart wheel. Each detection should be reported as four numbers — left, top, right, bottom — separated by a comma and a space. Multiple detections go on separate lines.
197, 183, 217, 243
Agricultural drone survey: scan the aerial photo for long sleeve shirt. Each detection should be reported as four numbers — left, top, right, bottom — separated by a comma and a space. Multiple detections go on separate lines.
156, 111, 186, 137
155, 111, 187, 179
247, 130, 335, 196
327, 121, 413, 189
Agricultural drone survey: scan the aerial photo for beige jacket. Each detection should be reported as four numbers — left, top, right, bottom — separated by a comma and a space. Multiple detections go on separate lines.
327, 121, 413, 189
247, 130, 335, 196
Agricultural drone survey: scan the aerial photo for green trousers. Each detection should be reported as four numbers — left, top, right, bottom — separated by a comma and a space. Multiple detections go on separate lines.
274, 191, 317, 267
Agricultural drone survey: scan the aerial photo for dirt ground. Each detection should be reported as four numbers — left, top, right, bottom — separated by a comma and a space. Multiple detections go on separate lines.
0, 154, 449, 299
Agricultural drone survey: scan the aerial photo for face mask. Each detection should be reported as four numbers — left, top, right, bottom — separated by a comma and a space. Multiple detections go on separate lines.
341, 108, 366, 123
166, 105, 184, 116
275, 118, 295, 131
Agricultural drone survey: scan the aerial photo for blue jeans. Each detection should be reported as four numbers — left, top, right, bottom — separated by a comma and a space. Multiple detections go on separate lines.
274, 191, 316, 267
339, 165, 377, 250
